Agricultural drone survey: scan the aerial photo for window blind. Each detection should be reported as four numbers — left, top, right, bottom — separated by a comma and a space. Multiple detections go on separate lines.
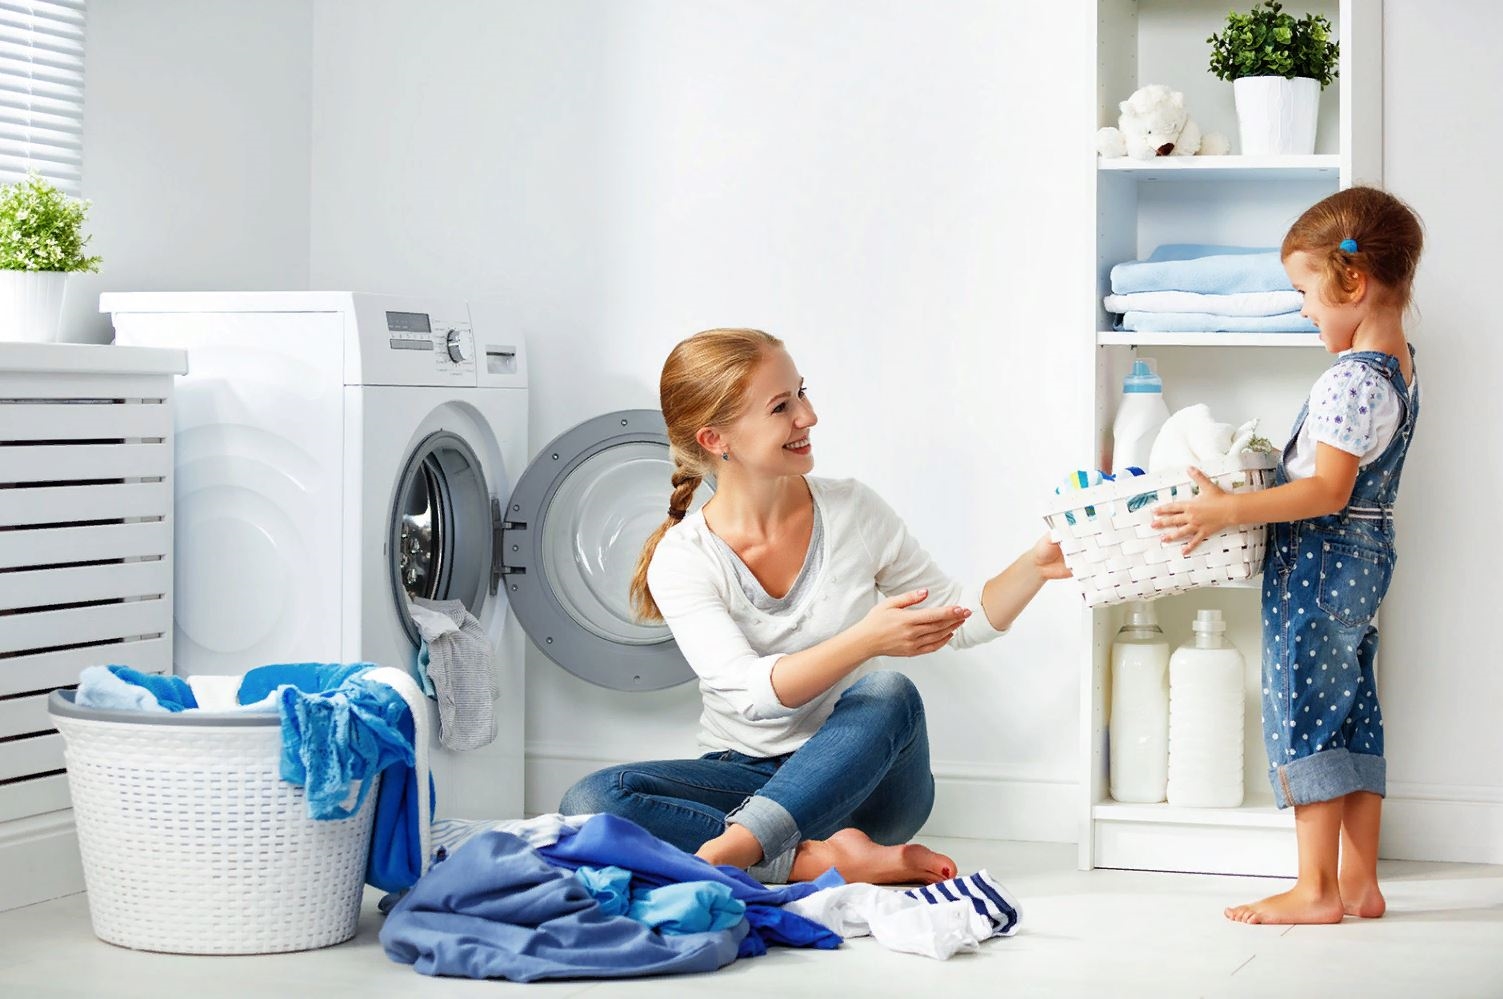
0, 1, 84, 196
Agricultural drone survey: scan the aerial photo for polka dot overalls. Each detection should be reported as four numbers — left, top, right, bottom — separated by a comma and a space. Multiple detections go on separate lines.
1261, 346, 1418, 809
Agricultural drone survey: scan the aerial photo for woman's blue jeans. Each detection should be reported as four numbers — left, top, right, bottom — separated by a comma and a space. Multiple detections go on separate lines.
559, 670, 935, 882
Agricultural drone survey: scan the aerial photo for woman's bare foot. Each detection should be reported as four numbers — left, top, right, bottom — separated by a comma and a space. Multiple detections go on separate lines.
1224, 884, 1345, 924
1339, 878, 1386, 918
788, 828, 955, 885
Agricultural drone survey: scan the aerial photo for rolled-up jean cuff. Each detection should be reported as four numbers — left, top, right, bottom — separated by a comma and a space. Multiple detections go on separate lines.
1271, 747, 1386, 808
726, 793, 801, 867
748, 846, 796, 884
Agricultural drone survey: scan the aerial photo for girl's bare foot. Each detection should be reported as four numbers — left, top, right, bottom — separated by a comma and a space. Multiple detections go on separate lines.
1224, 884, 1344, 924
1339, 878, 1386, 918
788, 828, 955, 885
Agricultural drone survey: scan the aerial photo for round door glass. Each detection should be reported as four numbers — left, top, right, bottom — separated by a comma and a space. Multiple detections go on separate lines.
540, 441, 707, 645
390, 431, 490, 645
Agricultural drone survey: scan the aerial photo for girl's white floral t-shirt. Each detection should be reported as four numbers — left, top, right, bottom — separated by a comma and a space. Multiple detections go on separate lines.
1285, 354, 1413, 480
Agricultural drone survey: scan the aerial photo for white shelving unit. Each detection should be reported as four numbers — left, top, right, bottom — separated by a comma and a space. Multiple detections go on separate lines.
1082, 0, 1381, 877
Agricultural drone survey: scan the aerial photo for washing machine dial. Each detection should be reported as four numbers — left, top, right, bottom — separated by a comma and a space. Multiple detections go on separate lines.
446, 329, 472, 363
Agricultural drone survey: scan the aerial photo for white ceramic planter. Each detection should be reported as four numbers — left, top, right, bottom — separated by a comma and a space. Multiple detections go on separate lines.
1232, 76, 1320, 155
0, 270, 68, 342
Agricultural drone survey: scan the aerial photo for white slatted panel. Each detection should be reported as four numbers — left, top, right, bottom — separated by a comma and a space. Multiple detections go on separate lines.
3, 441, 171, 482
0, 520, 170, 570
0, 687, 52, 737
0, 399, 171, 440
0, 1, 85, 195
0, 732, 62, 781
0, 599, 167, 655
0, 771, 69, 821
0, 345, 175, 803
0, 636, 168, 697
0, 481, 169, 524
0, 559, 168, 611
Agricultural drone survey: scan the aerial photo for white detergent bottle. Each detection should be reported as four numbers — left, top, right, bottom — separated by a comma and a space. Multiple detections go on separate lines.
1109, 601, 1171, 803
1167, 609, 1246, 808
1111, 357, 1170, 474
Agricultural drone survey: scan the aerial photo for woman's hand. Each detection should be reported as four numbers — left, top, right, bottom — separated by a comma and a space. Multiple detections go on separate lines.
1152, 468, 1237, 555
858, 589, 970, 658
1032, 532, 1071, 580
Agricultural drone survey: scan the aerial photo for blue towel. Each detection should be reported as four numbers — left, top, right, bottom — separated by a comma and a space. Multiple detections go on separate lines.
1118, 310, 1315, 333
628, 881, 746, 935
76, 665, 170, 713
1147, 243, 1274, 262
106, 665, 197, 711
1111, 251, 1291, 295
536, 814, 843, 959
364, 695, 437, 894
576, 866, 634, 917
239, 662, 370, 705
380, 830, 744, 982
277, 672, 413, 821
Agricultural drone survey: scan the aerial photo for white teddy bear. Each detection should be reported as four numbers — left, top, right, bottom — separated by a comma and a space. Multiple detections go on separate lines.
1096, 84, 1230, 159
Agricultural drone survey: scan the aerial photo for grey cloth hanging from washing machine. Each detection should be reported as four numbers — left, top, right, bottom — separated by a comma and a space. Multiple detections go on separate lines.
409, 597, 497, 751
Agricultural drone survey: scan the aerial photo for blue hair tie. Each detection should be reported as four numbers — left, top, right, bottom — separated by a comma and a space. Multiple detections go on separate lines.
1339, 238, 1358, 253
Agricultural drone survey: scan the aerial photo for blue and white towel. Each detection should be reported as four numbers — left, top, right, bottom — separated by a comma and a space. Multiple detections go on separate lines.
1118, 310, 1315, 333
1104, 290, 1302, 317
903, 869, 1022, 938
1110, 250, 1291, 295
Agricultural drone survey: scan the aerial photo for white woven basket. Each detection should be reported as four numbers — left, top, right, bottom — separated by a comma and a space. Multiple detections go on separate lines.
48, 673, 430, 956
1042, 452, 1277, 608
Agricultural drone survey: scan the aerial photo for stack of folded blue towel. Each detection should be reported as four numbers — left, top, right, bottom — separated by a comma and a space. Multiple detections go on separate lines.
1105, 244, 1315, 333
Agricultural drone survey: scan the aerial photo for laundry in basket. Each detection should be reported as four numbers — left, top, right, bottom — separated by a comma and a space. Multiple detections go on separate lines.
1042, 451, 1277, 607
51, 664, 433, 954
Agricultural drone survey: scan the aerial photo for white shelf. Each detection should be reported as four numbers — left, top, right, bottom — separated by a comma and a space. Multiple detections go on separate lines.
1093, 801, 1292, 829
1098, 155, 1340, 182
1097, 331, 1322, 348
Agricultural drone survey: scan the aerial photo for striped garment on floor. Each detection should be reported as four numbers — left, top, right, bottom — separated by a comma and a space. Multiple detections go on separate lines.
903, 869, 1022, 937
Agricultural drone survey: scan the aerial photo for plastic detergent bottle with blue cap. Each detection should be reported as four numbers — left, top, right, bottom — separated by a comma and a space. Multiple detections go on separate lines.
1111, 357, 1169, 474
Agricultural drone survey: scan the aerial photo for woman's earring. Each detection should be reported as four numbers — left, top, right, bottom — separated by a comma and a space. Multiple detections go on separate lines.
721, 451, 730, 461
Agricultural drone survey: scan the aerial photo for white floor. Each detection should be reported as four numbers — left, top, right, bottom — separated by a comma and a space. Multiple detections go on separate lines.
3, 837, 1500, 998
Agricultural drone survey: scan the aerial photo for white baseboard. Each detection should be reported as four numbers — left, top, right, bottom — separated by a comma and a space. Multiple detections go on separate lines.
0, 810, 85, 912
1382, 782, 1503, 865
524, 744, 1075, 844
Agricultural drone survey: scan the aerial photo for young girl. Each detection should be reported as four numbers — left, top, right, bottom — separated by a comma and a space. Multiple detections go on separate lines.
1152, 186, 1423, 925
560, 328, 1069, 884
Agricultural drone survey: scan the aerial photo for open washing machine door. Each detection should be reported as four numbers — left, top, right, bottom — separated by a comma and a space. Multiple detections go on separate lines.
387, 427, 495, 643
500, 409, 705, 691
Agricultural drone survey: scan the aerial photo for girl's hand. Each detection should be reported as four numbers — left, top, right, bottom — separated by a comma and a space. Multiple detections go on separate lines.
1032, 532, 1072, 581
1151, 468, 1237, 555
858, 588, 971, 658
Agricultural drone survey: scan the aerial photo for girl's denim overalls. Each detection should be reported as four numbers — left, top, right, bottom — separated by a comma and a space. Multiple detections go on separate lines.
1261, 347, 1418, 808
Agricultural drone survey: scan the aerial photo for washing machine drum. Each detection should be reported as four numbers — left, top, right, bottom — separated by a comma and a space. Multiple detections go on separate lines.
501, 409, 707, 691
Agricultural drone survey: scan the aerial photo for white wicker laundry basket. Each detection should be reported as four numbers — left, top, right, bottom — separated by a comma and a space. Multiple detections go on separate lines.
49, 690, 379, 955
1043, 452, 1277, 608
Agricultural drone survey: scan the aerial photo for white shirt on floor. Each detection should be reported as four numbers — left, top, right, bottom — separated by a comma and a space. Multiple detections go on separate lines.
646, 476, 1005, 759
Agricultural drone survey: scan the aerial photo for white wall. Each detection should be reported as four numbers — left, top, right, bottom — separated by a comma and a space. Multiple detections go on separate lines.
1376, 0, 1503, 862
308, 0, 1095, 841
71, 0, 313, 344
74, 1, 1501, 858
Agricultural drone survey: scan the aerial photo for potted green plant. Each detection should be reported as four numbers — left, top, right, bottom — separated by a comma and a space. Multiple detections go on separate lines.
1207, 1, 1339, 156
0, 172, 101, 342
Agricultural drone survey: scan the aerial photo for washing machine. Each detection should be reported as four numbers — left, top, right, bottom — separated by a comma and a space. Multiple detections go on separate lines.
103, 292, 698, 821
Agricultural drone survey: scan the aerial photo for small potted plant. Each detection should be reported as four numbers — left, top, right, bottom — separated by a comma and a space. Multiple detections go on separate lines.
1207, 1, 1339, 156
0, 172, 101, 342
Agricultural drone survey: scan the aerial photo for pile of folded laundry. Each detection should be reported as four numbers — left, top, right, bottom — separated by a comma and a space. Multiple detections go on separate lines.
1105, 244, 1316, 334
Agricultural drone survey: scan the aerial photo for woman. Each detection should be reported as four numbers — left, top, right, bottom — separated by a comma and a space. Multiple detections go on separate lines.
561, 328, 1068, 884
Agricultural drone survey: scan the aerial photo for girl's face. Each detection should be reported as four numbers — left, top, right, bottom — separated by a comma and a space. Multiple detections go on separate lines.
723, 347, 817, 475
1284, 249, 1365, 354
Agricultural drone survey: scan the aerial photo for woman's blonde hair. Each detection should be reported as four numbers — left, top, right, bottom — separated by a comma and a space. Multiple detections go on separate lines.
1282, 185, 1424, 309
629, 328, 784, 622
